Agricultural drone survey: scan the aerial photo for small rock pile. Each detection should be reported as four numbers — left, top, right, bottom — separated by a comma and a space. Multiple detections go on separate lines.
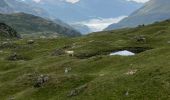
51, 49, 65, 56
7, 53, 23, 61
67, 84, 87, 97
34, 74, 49, 88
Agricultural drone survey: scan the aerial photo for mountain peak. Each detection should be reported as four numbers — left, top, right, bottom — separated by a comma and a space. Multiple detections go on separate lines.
105, 0, 170, 30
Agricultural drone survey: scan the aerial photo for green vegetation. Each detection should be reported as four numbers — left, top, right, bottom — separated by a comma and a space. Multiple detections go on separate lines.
0, 13, 81, 37
0, 19, 170, 100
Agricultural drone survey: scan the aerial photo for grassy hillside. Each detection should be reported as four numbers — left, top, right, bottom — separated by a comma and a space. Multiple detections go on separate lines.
0, 13, 81, 37
0, 19, 170, 100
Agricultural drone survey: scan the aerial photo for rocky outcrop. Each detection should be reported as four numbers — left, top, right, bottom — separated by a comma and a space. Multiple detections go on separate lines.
0, 23, 20, 38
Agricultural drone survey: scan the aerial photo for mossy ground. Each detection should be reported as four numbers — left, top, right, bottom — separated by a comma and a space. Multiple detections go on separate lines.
0, 20, 170, 100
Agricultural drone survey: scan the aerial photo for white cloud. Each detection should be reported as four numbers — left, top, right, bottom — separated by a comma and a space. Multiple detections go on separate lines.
65, 0, 80, 3
126, 0, 150, 3
74, 16, 127, 32
32, 0, 80, 4
33, 0, 41, 3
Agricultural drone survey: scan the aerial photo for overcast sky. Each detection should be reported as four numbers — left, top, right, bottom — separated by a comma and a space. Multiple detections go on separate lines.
32, 0, 150, 4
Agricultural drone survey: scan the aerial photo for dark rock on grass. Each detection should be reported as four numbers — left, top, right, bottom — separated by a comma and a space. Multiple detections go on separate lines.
67, 84, 88, 97
27, 40, 35, 44
51, 49, 65, 56
62, 45, 72, 49
7, 53, 31, 61
0, 42, 18, 49
34, 74, 49, 88
134, 35, 146, 43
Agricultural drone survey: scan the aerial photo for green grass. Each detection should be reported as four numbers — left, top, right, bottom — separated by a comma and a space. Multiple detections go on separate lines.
0, 20, 170, 100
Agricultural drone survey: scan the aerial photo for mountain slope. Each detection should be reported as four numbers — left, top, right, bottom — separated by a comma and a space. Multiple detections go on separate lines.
0, 23, 20, 38
0, 19, 170, 99
0, 13, 81, 37
105, 0, 170, 30
71, 24, 91, 35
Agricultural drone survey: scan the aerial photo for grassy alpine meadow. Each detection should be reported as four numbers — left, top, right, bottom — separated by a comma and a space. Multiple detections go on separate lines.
0, 20, 170, 100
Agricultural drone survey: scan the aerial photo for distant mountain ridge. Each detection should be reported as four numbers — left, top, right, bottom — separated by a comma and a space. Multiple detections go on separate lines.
105, 0, 170, 30
0, 13, 81, 37
26, 0, 142, 22
23, 0, 142, 33
0, 0, 49, 18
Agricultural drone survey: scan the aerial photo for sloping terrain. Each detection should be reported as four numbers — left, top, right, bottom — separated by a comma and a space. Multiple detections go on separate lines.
105, 0, 170, 30
0, 13, 81, 37
0, 23, 20, 39
0, 19, 170, 100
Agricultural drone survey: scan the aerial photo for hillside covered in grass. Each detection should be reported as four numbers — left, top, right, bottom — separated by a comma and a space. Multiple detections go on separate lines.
0, 13, 81, 37
0, 19, 170, 100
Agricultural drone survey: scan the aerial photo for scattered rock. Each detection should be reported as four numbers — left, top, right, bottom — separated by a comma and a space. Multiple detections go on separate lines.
8, 96, 15, 100
67, 84, 88, 97
7, 53, 30, 61
51, 49, 65, 56
7, 52, 19, 61
65, 50, 74, 57
65, 67, 72, 74
134, 35, 146, 43
0, 41, 17, 49
34, 74, 49, 88
62, 45, 72, 49
125, 69, 137, 75
27, 40, 35, 44
2, 41, 8, 45
125, 91, 129, 96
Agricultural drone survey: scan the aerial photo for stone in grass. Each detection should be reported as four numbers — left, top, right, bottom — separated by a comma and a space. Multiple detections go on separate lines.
7, 53, 29, 61
65, 67, 72, 74
125, 69, 137, 75
125, 91, 129, 96
34, 74, 49, 88
134, 35, 146, 43
7, 53, 21, 61
27, 40, 35, 44
67, 84, 88, 97
8, 96, 15, 100
51, 49, 65, 56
